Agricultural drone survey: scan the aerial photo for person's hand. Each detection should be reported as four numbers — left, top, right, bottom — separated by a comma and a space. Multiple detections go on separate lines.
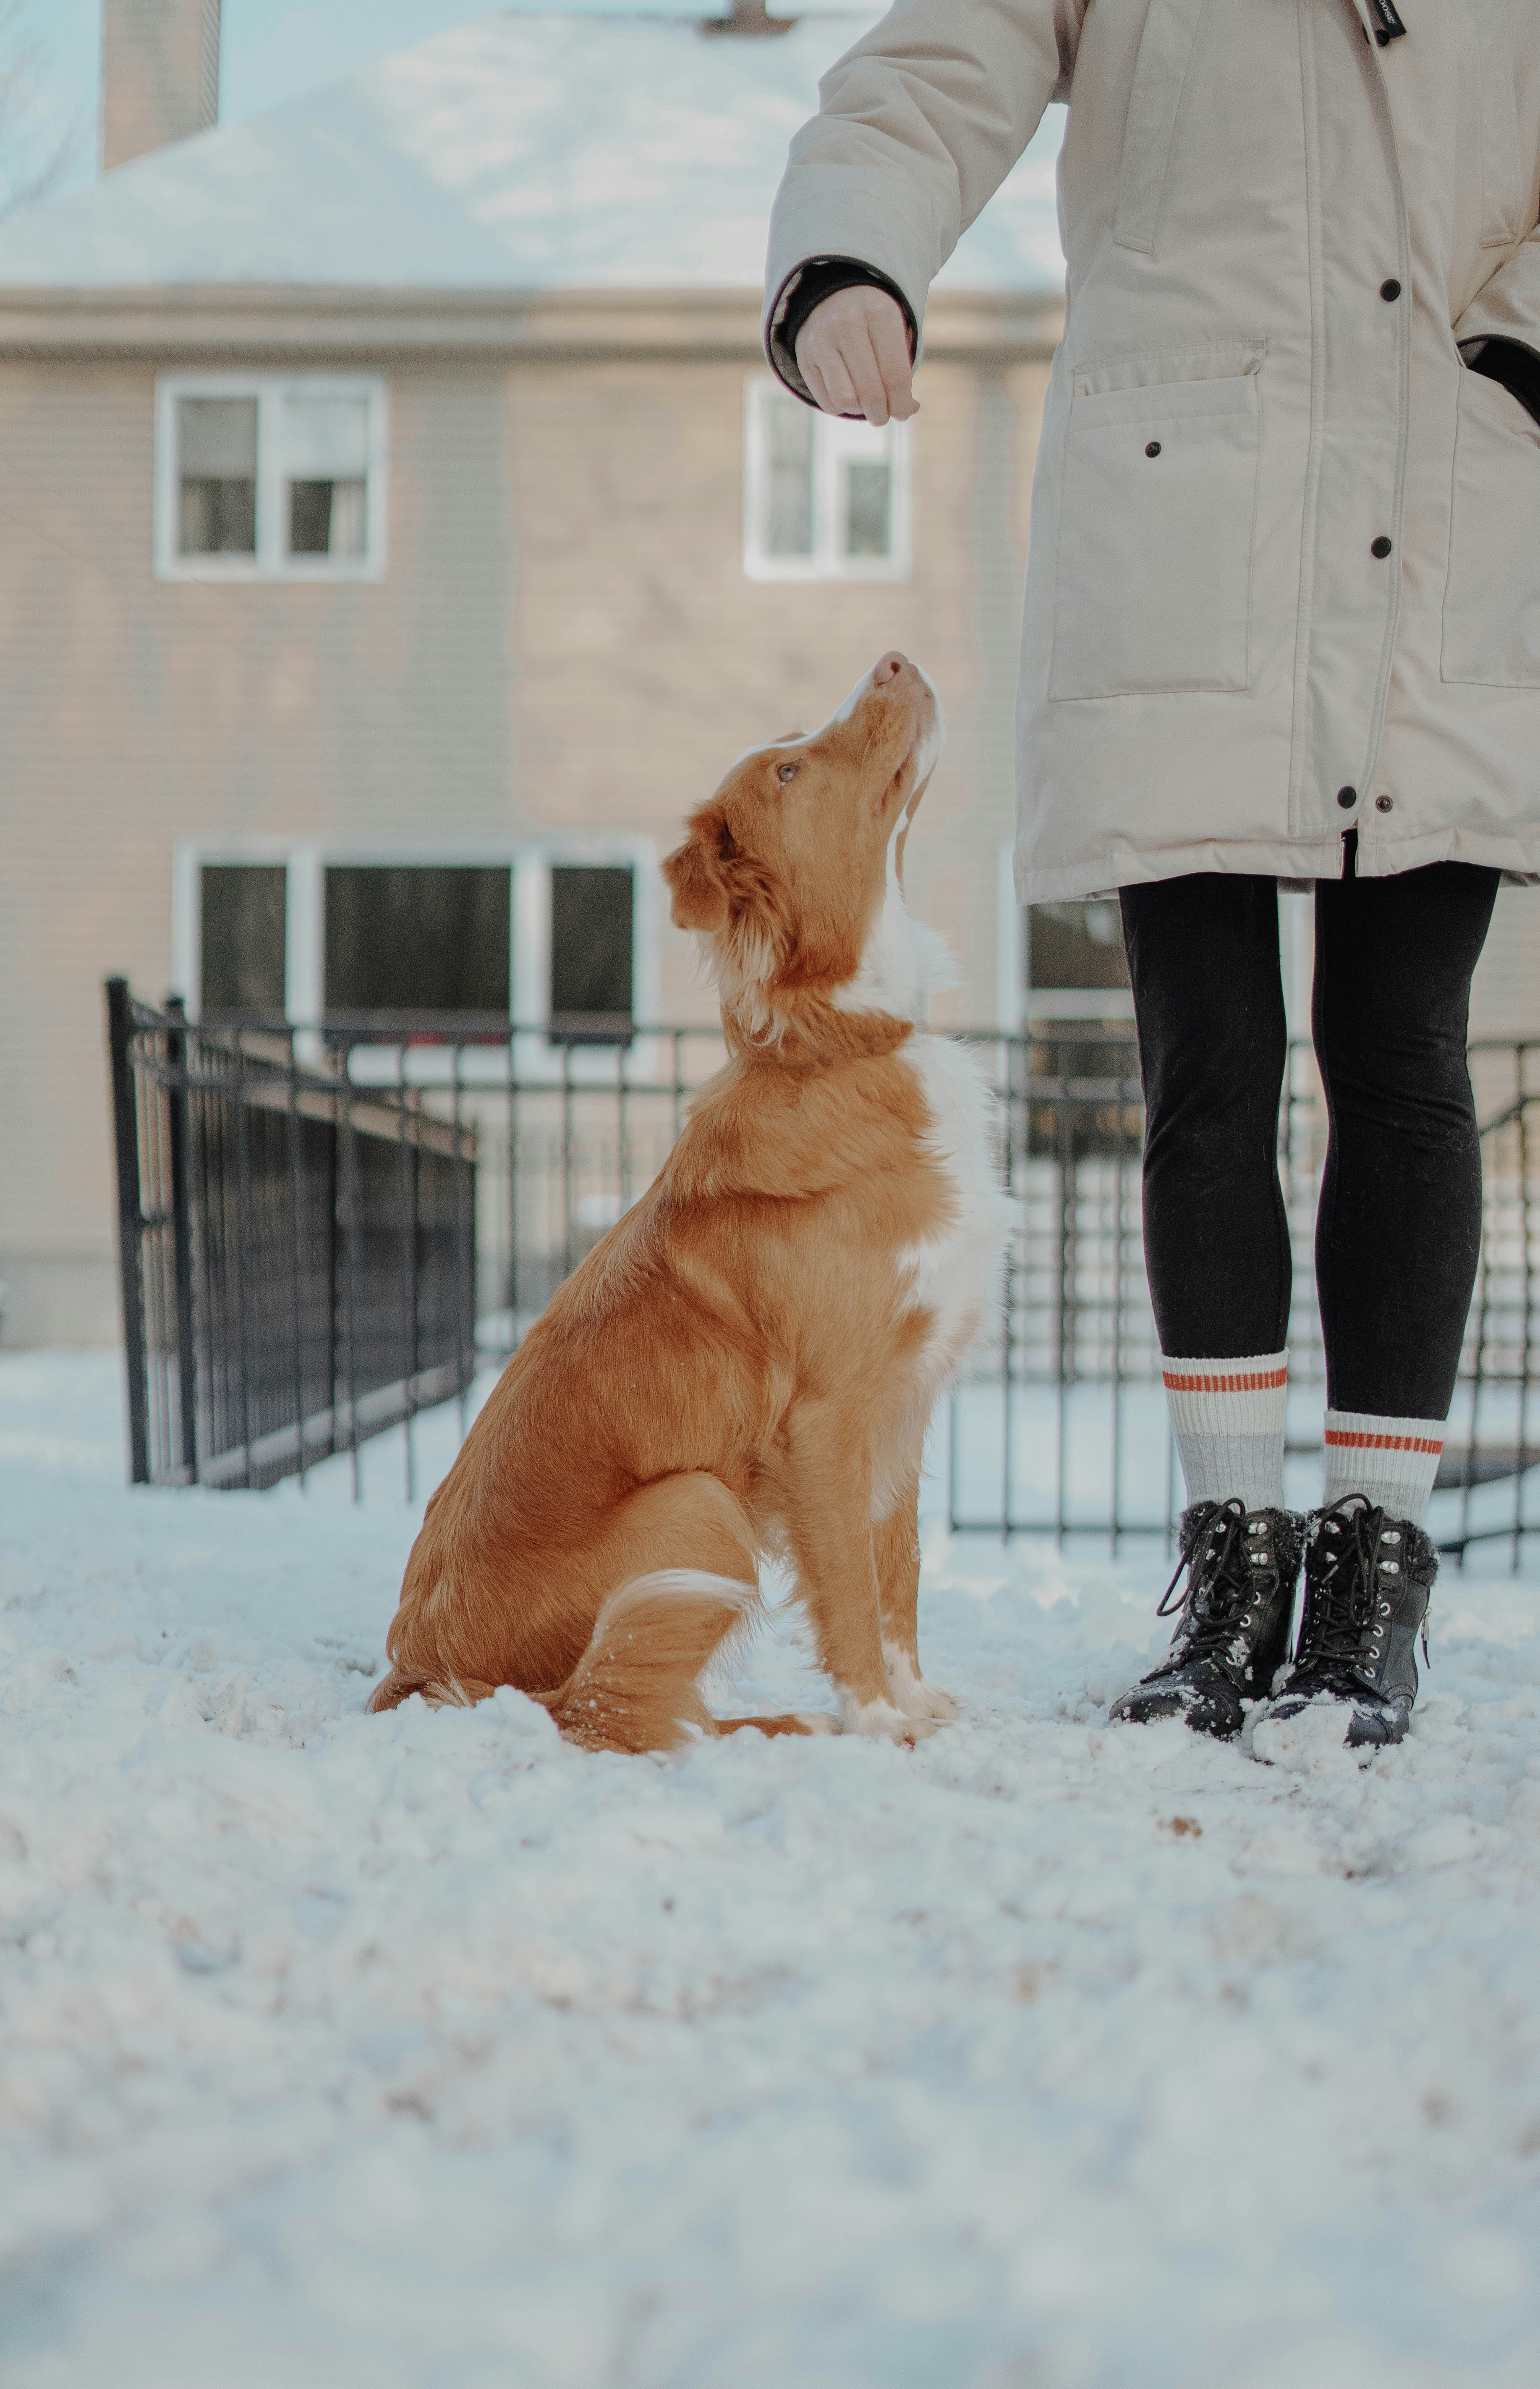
795, 286, 918, 426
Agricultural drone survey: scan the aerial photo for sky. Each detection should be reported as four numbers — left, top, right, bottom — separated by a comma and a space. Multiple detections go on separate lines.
10, 1, 861, 206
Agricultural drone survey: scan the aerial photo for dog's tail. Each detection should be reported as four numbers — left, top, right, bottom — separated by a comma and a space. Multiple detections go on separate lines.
540, 1569, 763, 1753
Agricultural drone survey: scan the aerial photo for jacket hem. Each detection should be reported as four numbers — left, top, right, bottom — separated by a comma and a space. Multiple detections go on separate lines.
1014, 837, 1347, 906
1014, 830, 1540, 906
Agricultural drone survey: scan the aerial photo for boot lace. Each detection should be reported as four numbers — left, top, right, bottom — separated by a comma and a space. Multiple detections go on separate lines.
1151, 1501, 1260, 1672
1292, 1501, 1382, 1689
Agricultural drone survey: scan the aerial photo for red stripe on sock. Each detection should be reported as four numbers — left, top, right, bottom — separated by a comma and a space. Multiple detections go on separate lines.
1323, 1429, 1443, 1454
1163, 1367, 1288, 1394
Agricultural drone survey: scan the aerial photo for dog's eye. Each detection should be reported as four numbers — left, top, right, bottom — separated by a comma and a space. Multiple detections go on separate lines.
777, 761, 799, 784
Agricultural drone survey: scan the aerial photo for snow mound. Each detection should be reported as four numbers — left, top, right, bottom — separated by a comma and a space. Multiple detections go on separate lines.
3, 1354, 1540, 2386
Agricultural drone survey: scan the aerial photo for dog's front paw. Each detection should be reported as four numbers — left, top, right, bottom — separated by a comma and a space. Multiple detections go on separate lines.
883, 1643, 960, 1723
838, 1691, 943, 1745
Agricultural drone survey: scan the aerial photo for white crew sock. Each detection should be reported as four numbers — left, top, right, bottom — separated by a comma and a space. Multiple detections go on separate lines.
1162, 1352, 1289, 1511
1322, 1408, 1444, 1527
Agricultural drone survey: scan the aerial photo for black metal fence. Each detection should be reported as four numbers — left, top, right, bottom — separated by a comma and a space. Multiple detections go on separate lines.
107, 980, 477, 1491
106, 983, 1540, 1560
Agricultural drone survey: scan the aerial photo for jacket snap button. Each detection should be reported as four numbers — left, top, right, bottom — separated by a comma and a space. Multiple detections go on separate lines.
1337, 786, 1358, 809
1380, 279, 1401, 301
1371, 536, 1393, 558
1145, 440, 1161, 458
1376, 794, 1394, 813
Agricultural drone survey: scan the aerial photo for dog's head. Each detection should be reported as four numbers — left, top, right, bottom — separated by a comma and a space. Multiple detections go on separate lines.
663, 652, 943, 1045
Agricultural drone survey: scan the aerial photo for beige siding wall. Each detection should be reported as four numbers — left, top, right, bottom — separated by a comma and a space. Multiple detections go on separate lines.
0, 356, 514, 1343
506, 352, 1034, 1026
0, 339, 1039, 1342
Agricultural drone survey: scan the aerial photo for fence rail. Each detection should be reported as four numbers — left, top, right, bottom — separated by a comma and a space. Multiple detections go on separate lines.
105, 983, 1540, 1559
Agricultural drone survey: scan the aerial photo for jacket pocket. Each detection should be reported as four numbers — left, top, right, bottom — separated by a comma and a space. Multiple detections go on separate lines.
1442, 367, 1540, 688
1049, 365, 1261, 701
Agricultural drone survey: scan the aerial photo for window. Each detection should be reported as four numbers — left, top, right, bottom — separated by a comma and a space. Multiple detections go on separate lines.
155, 374, 386, 579
996, 846, 1134, 1027
1026, 901, 1131, 996
177, 844, 654, 1057
549, 866, 635, 1042
199, 864, 287, 1020
324, 867, 511, 1027
744, 377, 910, 580
178, 398, 257, 558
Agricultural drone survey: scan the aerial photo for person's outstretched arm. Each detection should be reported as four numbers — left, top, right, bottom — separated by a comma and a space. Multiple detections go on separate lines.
764, 0, 1087, 416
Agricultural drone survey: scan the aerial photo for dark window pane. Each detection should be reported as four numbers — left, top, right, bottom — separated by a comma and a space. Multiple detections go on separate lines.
324, 867, 510, 1020
1026, 900, 1130, 991
288, 481, 332, 553
550, 866, 633, 1043
844, 459, 892, 556
179, 477, 256, 555
288, 478, 367, 558
201, 864, 287, 1018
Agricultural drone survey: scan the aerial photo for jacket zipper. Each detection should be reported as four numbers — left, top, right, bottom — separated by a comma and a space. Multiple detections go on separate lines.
1368, 1, 1407, 45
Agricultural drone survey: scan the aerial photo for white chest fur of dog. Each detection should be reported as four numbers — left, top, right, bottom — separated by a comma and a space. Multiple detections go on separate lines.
837, 838, 1014, 1394
897, 1029, 1014, 1380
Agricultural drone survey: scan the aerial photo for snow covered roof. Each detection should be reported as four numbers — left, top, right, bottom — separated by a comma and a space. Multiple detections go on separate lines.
0, 8, 1064, 298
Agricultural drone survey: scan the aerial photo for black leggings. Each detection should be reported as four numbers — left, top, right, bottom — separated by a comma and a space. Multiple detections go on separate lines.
1119, 859, 1499, 1419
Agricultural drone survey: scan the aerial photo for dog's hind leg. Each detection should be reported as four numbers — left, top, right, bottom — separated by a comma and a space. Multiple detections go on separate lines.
540, 1473, 771, 1754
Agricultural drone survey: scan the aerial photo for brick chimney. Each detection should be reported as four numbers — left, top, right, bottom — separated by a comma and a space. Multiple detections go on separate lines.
101, 0, 222, 173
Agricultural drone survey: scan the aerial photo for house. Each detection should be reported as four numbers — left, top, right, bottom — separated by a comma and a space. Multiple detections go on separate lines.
0, 0, 1074, 1347
2, 2, 1536, 1351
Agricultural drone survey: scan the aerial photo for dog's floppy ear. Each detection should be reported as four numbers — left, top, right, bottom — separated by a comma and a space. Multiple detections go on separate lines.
663, 812, 731, 933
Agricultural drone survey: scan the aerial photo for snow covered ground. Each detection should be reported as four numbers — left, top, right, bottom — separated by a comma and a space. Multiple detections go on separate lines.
4, 1353, 1540, 2388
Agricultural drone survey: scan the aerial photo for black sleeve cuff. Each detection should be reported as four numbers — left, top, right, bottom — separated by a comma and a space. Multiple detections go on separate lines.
1460, 334, 1540, 429
766, 257, 918, 412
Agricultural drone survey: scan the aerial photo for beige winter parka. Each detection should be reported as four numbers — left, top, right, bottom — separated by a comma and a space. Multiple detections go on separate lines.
764, 0, 1540, 900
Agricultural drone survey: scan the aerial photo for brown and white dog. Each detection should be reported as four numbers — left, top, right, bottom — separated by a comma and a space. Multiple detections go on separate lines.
369, 652, 1011, 1751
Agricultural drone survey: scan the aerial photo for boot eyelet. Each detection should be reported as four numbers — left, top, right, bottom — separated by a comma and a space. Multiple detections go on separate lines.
1381, 1561, 1400, 1574
1383, 1531, 1401, 1544
1378, 1601, 1391, 1615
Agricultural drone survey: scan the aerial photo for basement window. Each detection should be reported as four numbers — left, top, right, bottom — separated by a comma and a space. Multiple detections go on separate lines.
549, 864, 635, 1043
199, 863, 288, 1022
1026, 901, 1131, 998
743, 376, 910, 581
156, 373, 386, 579
324, 866, 512, 1030
180, 847, 652, 1050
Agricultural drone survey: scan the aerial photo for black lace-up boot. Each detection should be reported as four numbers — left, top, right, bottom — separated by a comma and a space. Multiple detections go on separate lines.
1109, 1499, 1305, 1739
1258, 1497, 1438, 1753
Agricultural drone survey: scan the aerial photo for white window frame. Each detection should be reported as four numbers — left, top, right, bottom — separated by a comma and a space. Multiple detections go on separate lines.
743, 374, 911, 582
173, 837, 660, 1084
154, 371, 388, 582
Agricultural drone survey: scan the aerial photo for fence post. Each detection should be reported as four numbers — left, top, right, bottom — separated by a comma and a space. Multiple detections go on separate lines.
164, 995, 200, 1481
105, 977, 150, 1485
